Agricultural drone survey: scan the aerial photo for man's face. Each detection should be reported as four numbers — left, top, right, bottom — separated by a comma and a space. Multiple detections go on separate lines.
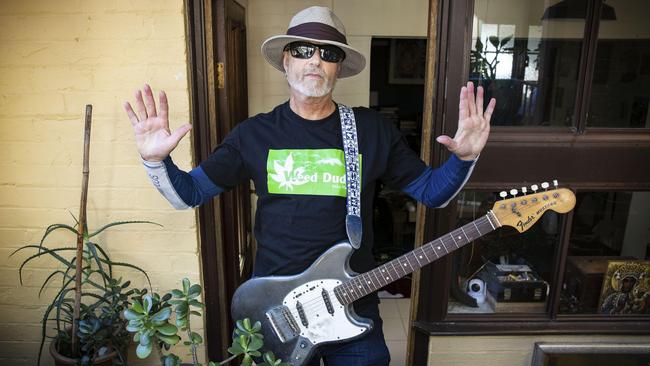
283, 43, 341, 98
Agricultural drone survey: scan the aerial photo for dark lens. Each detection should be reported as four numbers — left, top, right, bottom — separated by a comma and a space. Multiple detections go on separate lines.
288, 42, 315, 59
319, 45, 345, 63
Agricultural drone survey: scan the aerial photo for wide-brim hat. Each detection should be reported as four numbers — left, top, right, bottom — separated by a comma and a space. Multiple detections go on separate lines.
261, 6, 366, 78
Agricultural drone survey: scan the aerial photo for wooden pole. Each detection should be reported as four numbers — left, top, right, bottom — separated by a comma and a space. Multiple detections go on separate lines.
72, 105, 92, 356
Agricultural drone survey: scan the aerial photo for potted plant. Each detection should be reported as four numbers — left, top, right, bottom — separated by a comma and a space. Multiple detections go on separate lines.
11, 105, 157, 365
124, 278, 287, 366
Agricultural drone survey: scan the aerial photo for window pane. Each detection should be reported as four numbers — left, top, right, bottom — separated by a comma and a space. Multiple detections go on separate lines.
560, 191, 650, 315
471, 0, 587, 127
587, 0, 650, 128
448, 191, 561, 314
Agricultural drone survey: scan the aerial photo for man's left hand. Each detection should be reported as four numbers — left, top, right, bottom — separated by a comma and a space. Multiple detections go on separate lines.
436, 81, 496, 161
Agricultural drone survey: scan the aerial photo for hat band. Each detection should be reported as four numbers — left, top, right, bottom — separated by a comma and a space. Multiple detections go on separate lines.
286, 22, 347, 45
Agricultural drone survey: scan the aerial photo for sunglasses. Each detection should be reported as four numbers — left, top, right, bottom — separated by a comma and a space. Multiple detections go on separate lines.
284, 42, 346, 63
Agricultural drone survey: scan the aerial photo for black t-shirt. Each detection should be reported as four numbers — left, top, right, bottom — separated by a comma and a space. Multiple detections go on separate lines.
200, 101, 426, 278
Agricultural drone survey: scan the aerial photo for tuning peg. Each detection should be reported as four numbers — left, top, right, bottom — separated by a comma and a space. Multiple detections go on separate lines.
553, 180, 558, 188
531, 184, 538, 193
499, 191, 508, 200
521, 187, 527, 195
541, 182, 550, 190
510, 189, 518, 197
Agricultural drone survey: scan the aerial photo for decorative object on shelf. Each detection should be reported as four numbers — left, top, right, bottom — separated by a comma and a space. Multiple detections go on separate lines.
598, 260, 650, 315
388, 38, 426, 84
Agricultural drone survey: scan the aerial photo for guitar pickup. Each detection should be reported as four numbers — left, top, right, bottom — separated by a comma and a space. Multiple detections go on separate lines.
296, 301, 308, 327
265, 305, 300, 343
322, 289, 334, 315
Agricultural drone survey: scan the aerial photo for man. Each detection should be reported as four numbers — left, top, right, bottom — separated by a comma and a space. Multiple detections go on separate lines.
124, 6, 495, 366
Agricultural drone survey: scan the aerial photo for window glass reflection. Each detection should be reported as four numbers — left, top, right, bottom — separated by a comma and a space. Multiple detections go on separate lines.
587, 0, 650, 128
560, 191, 650, 315
471, 0, 587, 127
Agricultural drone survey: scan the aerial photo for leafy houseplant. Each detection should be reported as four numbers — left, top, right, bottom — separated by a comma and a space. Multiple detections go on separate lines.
10, 105, 157, 365
124, 278, 287, 366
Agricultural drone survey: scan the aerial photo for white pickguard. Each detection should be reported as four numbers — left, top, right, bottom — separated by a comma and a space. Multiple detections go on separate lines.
282, 279, 366, 345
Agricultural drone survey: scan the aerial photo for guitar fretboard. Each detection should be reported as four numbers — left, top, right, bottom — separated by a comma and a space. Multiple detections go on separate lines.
333, 212, 499, 305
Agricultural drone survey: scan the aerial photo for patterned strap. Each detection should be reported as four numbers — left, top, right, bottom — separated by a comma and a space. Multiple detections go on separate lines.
338, 104, 362, 249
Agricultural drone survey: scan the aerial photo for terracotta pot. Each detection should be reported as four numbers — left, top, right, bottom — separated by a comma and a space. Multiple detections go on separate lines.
49, 341, 117, 366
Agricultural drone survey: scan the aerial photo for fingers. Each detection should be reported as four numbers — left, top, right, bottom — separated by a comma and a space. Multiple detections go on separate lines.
159, 90, 169, 122
466, 81, 477, 116
476, 85, 484, 116
459, 86, 469, 121
483, 97, 497, 123
143, 84, 157, 118
436, 135, 457, 151
123, 102, 139, 126
169, 123, 192, 146
134, 89, 147, 121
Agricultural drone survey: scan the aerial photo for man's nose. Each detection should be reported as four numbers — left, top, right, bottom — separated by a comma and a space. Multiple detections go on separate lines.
307, 49, 322, 63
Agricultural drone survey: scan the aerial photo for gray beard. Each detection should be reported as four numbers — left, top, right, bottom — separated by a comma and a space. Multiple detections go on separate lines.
287, 70, 336, 97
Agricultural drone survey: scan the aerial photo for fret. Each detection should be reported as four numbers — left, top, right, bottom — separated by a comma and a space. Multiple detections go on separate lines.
419, 247, 431, 263
485, 214, 495, 229
389, 260, 401, 279
440, 241, 449, 254
362, 274, 376, 292
370, 268, 384, 287
449, 233, 459, 248
364, 272, 379, 291
404, 255, 415, 272
432, 242, 443, 257
460, 226, 471, 242
413, 249, 425, 266
355, 276, 370, 295
473, 221, 482, 235
379, 266, 393, 282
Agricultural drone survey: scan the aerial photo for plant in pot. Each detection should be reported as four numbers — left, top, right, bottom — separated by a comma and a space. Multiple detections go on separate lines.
10, 105, 157, 365
124, 278, 287, 366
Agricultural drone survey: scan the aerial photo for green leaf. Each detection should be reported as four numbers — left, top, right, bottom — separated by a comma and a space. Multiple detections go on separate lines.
88, 220, 162, 238
249, 335, 263, 351
156, 323, 178, 336
188, 284, 202, 298
151, 307, 172, 322
132, 300, 144, 313
189, 299, 204, 308
182, 278, 190, 295
227, 342, 244, 356
190, 331, 203, 344
157, 333, 181, 345
123, 309, 143, 321
136, 342, 153, 359
243, 318, 252, 331
175, 301, 189, 315
143, 295, 153, 313
190, 310, 202, 316
241, 354, 253, 366
170, 289, 184, 298
488, 36, 499, 48
263, 352, 276, 365
208, 362, 221, 366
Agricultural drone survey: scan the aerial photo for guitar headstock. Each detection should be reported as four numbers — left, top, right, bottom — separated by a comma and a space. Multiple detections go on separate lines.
491, 181, 576, 233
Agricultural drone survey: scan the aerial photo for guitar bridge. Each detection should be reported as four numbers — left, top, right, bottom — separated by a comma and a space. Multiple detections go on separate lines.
265, 305, 300, 343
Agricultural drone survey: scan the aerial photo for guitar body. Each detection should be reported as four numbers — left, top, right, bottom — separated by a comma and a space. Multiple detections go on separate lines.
231, 187, 577, 366
231, 241, 373, 366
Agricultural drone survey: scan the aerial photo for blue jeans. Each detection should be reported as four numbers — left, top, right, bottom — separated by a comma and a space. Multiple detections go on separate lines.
305, 303, 391, 366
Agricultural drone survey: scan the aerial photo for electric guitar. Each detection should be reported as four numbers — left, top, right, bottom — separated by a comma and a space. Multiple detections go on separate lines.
231, 184, 576, 365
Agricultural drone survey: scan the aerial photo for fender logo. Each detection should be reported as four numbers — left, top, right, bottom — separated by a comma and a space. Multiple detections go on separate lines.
517, 215, 535, 231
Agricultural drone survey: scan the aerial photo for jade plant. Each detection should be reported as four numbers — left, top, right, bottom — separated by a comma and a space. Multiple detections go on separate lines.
124, 278, 287, 366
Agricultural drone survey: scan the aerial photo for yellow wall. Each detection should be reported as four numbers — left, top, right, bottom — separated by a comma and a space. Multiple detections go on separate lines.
428, 334, 650, 365
245, 0, 430, 115
0, 1, 203, 365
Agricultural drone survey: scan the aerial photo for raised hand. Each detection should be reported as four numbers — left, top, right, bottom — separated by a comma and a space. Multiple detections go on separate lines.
124, 84, 192, 162
436, 81, 496, 161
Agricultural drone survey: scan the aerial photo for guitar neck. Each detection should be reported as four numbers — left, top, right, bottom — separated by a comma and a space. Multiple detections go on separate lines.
334, 211, 500, 304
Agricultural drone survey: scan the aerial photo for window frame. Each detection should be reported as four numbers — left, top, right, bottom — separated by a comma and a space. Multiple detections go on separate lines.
416, 0, 650, 332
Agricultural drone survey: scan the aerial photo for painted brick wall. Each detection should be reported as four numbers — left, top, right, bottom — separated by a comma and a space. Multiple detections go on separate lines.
0, 1, 205, 365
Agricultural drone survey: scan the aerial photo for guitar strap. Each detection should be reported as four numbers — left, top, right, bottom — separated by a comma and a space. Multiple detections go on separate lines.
338, 104, 362, 249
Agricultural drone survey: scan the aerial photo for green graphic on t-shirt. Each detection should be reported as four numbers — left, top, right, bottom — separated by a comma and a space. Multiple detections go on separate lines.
267, 149, 361, 196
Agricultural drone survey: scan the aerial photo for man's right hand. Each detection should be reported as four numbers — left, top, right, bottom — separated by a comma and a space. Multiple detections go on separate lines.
124, 84, 192, 162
